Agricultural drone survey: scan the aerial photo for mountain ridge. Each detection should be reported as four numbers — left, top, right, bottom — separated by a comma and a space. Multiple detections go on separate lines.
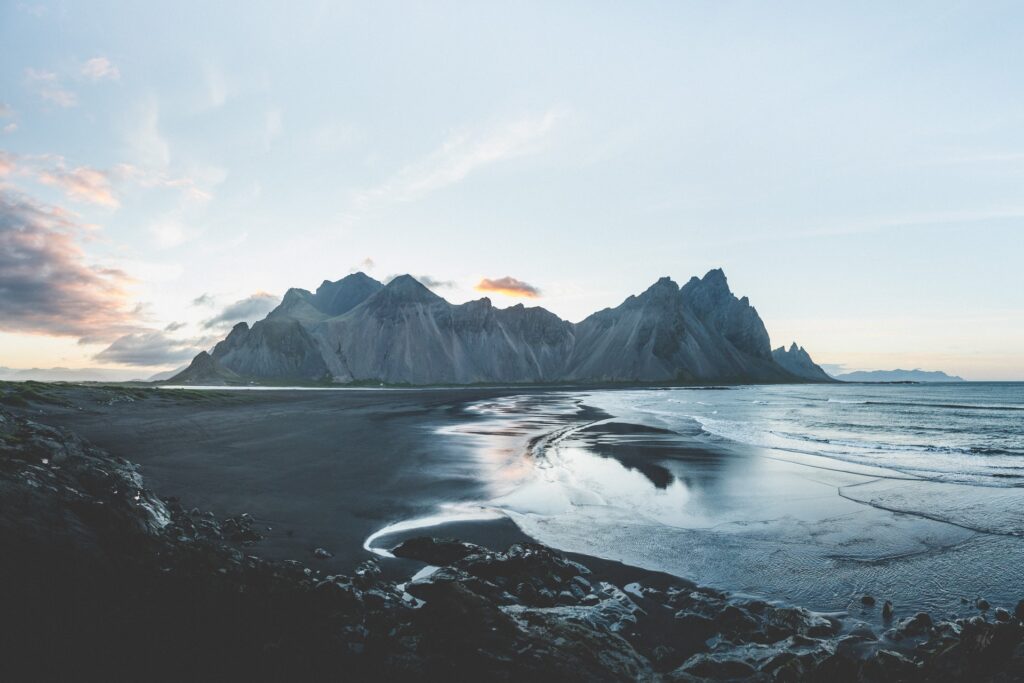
170, 270, 832, 386
833, 368, 965, 383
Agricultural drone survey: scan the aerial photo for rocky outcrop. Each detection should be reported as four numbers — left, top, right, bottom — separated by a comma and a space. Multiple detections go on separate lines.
2, 409, 1022, 681
772, 342, 834, 381
171, 270, 829, 386
567, 271, 791, 383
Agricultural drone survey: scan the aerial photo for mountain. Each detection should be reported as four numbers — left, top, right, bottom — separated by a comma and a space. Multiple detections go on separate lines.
146, 366, 187, 382
565, 272, 790, 382
833, 369, 965, 383
169, 269, 830, 386
772, 343, 832, 381
0, 367, 146, 382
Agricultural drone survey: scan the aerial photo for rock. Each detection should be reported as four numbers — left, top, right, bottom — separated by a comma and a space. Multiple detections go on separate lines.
995, 608, 1011, 623
899, 612, 933, 636
860, 595, 876, 606
1016, 600, 1024, 622
977, 598, 990, 611
312, 547, 333, 559
882, 600, 894, 621
861, 649, 919, 681
673, 612, 716, 640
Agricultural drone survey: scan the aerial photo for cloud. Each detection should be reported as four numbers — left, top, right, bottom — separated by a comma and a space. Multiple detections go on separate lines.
25, 67, 57, 83
203, 291, 280, 329
417, 275, 457, 290
350, 257, 375, 273
128, 97, 170, 168
40, 89, 78, 107
164, 321, 186, 332
81, 57, 120, 82
0, 151, 14, 176
192, 293, 215, 306
385, 274, 456, 290
3, 123, 17, 134
95, 330, 205, 366
38, 166, 118, 207
0, 103, 12, 117
148, 217, 187, 248
114, 163, 212, 203
0, 188, 139, 340
26, 67, 78, 108
475, 276, 541, 298
0, 152, 209, 207
352, 107, 568, 209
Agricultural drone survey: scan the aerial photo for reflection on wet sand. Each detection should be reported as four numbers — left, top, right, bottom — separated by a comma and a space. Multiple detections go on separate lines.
437, 390, 1023, 618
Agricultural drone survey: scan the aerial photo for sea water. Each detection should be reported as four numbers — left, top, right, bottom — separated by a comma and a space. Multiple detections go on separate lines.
444, 383, 1023, 618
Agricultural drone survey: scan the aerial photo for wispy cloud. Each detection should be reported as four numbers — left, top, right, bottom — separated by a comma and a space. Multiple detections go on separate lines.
384, 273, 456, 290
351, 107, 568, 210
0, 187, 139, 340
0, 151, 14, 176
38, 166, 118, 207
81, 56, 120, 82
95, 330, 207, 366
25, 67, 78, 107
350, 257, 375, 273
203, 291, 280, 329
1, 151, 212, 209
475, 276, 541, 298
128, 96, 170, 167
416, 275, 456, 290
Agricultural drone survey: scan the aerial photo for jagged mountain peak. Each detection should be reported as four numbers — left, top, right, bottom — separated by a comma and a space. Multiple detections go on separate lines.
772, 342, 831, 381
683, 268, 731, 298
311, 272, 385, 317
380, 274, 444, 302
645, 276, 680, 294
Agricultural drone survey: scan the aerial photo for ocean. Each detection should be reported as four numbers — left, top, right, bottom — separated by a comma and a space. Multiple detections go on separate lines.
433, 383, 1023, 619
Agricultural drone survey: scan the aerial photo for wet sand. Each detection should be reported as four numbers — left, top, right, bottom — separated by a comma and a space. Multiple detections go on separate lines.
28, 386, 537, 577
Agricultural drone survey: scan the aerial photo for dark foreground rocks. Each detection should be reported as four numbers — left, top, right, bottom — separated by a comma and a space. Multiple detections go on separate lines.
1, 408, 1022, 682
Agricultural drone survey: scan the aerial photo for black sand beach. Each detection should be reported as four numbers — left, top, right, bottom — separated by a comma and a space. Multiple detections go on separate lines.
21, 385, 541, 575
3, 382, 1023, 681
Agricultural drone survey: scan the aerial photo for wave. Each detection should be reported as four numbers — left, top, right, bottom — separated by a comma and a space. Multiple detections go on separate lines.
863, 400, 1024, 412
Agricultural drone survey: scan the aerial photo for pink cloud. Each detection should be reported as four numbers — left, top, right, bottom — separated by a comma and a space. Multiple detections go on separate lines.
0, 187, 140, 340
38, 166, 119, 207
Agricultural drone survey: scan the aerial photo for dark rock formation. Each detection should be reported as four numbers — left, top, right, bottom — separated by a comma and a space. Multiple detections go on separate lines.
772, 342, 834, 381
172, 269, 829, 386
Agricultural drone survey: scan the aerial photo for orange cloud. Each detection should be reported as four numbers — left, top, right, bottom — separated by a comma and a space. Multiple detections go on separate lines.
475, 276, 541, 298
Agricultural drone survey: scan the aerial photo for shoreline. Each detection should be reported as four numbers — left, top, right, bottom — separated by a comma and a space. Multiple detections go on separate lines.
2, 381, 1022, 680
2, 401, 1022, 680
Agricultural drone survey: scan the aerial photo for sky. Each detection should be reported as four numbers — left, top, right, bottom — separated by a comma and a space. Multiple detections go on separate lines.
1, 1, 1022, 380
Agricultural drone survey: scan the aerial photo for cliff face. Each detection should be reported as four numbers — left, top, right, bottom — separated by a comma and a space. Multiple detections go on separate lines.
772, 343, 834, 382
171, 269, 827, 385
